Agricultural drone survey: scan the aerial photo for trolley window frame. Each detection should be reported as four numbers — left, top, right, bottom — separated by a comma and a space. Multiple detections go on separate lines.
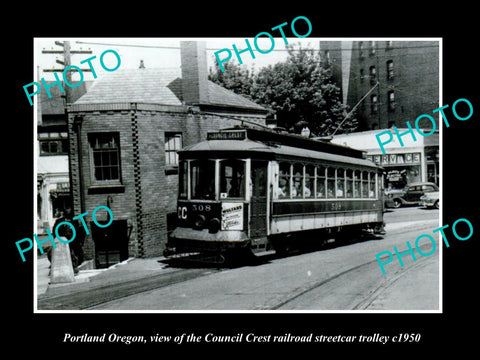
274, 159, 380, 202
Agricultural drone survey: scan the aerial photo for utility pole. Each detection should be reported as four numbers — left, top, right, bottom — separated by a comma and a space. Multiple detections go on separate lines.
42, 40, 92, 104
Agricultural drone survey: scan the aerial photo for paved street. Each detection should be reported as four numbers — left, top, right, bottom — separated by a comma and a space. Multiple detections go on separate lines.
50, 206, 438, 312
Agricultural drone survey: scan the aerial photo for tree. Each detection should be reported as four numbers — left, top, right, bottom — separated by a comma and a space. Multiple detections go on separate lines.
208, 61, 255, 100
209, 44, 358, 136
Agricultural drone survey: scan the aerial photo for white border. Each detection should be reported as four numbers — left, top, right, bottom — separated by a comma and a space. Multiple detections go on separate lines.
33, 37, 442, 314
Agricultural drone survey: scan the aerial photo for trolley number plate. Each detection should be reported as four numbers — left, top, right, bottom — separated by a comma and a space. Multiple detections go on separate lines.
177, 204, 211, 219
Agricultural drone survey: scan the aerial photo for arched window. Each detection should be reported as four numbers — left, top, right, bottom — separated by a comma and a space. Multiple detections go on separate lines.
386, 60, 394, 80
370, 66, 377, 85
370, 41, 376, 56
371, 94, 378, 114
388, 90, 396, 111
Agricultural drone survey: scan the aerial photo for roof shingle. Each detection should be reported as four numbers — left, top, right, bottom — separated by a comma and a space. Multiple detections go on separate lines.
74, 68, 265, 112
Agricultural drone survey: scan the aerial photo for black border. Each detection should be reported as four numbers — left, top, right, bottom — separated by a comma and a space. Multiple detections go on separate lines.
7, 6, 478, 354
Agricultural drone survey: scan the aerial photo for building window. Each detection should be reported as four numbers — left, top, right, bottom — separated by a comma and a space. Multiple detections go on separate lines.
360, 68, 365, 82
369, 66, 377, 85
323, 50, 330, 66
88, 133, 121, 183
38, 131, 69, 156
388, 90, 396, 111
359, 42, 364, 58
165, 132, 182, 166
371, 94, 378, 114
386, 60, 394, 80
369, 41, 376, 56
386, 40, 393, 49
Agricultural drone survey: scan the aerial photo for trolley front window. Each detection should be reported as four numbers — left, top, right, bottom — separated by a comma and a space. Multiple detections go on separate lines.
191, 160, 216, 200
179, 160, 188, 199
220, 159, 245, 199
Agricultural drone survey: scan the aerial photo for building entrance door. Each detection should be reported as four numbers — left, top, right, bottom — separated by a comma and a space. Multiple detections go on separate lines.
91, 219, 129, 268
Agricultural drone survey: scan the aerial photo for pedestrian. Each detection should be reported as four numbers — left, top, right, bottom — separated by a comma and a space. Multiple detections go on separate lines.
48, 206, 86, 274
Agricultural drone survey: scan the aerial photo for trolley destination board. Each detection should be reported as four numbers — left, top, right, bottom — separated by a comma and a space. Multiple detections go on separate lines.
207, 130, 247, 141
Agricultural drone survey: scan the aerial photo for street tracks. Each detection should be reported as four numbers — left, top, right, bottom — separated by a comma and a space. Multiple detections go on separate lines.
37, 267, 219, 310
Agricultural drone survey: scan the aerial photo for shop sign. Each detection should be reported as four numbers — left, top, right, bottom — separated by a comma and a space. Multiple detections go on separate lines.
367, 152, 421, 166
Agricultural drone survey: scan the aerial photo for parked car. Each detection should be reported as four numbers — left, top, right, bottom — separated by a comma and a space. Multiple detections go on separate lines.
385, 182, 439, 208
420, 191, 439, 209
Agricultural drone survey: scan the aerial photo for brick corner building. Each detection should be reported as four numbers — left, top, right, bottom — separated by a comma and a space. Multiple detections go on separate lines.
67, 41, 267, 267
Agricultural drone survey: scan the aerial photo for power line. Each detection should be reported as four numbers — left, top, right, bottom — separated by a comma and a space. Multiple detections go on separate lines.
74, 40, 320, 52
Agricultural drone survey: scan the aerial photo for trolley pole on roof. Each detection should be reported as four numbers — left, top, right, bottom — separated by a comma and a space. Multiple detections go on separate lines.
330, 81, 380, 137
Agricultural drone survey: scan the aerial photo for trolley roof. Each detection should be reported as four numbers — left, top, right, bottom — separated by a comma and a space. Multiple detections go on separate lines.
180, 127, 379, 168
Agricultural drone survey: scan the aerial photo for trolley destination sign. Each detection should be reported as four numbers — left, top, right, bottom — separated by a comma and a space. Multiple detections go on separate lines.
207, 130, 247, 141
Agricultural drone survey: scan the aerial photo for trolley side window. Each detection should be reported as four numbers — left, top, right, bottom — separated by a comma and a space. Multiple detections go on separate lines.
336, 168, 345, 198
346, 169, 353, 198
278, 162, 291, 199
191, 160, 216, 200
369, 172, 376, 198
220, 159, 245, 199
361, 171, 369, 198
316, 166, 326, 198
327, 167, 336, 198
292, 164, 303, 198
305, 165, 314, 198
353, 170, 361, 198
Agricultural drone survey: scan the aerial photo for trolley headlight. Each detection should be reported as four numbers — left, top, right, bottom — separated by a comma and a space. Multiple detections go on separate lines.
208, 218, 221, 234
193, 214, 207, 229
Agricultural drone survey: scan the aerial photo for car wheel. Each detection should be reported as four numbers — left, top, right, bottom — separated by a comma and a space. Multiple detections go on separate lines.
434, 200, 439, 209
393, 199, 402, 208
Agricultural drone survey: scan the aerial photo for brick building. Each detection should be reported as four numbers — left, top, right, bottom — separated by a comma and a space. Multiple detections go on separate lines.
320, 40, 440, 130
321, 40, 440, 189
67, 41, 267, 267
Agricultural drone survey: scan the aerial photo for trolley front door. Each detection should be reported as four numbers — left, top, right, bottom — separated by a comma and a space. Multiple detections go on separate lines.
250, 160, 268, 238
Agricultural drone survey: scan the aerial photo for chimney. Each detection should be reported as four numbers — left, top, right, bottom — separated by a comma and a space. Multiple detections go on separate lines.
180, 41, 209, 105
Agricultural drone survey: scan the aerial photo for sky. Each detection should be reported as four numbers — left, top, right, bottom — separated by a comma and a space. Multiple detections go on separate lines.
34, 37, 321, 82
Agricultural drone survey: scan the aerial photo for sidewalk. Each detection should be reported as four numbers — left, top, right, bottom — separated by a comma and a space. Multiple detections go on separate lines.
36, 254, 170, 297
